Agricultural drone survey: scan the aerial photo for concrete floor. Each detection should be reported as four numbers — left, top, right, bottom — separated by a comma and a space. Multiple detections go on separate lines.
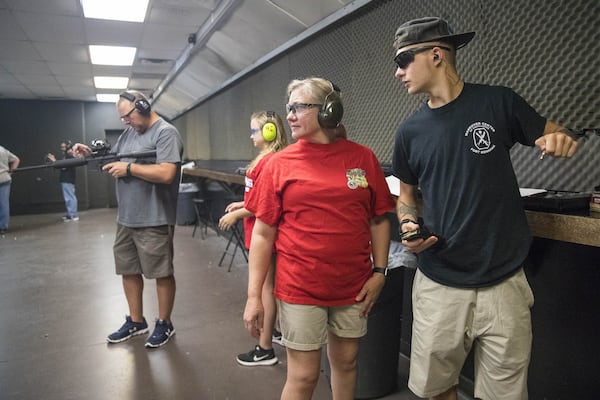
0, 208, 421, 400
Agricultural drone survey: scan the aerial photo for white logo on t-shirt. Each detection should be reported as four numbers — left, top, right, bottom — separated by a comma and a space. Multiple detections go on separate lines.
466, 122, 496, 155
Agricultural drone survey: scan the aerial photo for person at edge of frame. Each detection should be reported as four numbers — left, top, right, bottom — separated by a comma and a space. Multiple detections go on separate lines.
0, 145, 20, 235
391, 17, 579, 400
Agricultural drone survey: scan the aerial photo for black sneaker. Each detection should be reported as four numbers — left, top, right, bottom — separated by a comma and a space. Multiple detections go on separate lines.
145, 319, 175, 348
272, 329, 285, 347
107, 316, 149, 343
236, 345, 278, 366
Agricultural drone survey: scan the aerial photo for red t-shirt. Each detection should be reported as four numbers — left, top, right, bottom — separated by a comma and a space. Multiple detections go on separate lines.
242, 152, 274, 249
246, 138, 395, 306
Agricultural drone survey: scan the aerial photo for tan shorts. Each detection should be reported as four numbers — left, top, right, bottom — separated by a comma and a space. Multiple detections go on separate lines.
409, 268, 534, 399
277, 300, 367, 351
113, 224, 174, 279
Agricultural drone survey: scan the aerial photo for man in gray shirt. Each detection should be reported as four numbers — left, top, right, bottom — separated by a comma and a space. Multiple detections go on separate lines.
73, 90, 183, 348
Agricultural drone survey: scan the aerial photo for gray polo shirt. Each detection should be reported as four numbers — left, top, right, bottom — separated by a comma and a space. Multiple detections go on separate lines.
112, 119, 184, 227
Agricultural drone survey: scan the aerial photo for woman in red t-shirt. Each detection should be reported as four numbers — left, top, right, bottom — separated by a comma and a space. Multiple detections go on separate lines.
244, 78, 395, 399
218, 111, 288, 366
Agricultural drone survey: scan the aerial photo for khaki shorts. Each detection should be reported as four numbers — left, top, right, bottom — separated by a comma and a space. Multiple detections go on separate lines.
277, 300, 367, 351
113, 224, 174, 279
409, 268, 534, 399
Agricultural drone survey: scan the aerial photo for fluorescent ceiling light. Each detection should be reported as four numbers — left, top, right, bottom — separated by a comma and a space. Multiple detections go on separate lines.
81, 0, 149, 23
94, 76, 129, 89
90, 45, 136, 66
96, 94, 120, 103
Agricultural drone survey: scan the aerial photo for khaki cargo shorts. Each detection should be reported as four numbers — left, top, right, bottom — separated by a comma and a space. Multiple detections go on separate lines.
409, 268, 534, 399
277, 300, 367, 351
113, 224, 174, 279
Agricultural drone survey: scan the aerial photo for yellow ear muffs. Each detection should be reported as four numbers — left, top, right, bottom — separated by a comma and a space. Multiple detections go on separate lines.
262, 120, 277, 142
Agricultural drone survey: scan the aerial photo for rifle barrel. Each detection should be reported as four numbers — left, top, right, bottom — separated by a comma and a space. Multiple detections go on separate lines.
13, 150, 157, 172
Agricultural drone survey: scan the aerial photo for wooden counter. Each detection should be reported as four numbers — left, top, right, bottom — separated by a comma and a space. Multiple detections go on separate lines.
183, 166, 245, 185
525, 210, 600, 247
182, 160, 248, 195
184, 164, 599, 247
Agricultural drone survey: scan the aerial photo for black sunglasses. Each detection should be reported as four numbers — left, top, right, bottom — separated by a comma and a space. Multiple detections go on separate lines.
394, 45, 452, 70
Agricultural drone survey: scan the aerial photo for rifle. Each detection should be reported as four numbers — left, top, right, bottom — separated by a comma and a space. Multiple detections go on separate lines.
13, 139, 156, 172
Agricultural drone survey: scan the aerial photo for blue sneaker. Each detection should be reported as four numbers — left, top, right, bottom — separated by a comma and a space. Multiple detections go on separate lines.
107, 316, 148, 343
145, 319, 175, 348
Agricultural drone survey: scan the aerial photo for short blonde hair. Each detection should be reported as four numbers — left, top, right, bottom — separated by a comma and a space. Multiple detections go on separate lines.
286, 77, 347, 141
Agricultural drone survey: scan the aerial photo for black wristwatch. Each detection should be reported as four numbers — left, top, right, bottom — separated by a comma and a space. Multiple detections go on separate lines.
373, 267, 388, 277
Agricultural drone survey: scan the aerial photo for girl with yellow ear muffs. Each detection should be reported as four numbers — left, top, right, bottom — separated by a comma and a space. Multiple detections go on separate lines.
218, 110, 288, 366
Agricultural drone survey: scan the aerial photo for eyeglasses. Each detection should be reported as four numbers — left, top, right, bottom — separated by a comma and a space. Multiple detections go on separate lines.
250, 128, 260, 135
285, 103, 322, 115
394, 45, 452, 70
120, 107, 137, 121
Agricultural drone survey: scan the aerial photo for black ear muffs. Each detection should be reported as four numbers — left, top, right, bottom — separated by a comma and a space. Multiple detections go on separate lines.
262, 111, 277, 141
317, 82, 343, 129
119, 91, 151, 116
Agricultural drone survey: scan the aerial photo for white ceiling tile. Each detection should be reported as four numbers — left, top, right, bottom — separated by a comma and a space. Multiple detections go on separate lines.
0, 40, 40, 60
84, 19, 145, 46
55, 75, 93, 86
0, 9, 28, 40
34, 43, 89, 64
5, 0, 81, 16
28, 85, 66, 97
91, 65, 132, 76
2, 61, 51, 75
0, 85, 34, 99
14, 12, 85, 45
62, 86, 97, 98
14, 74, 58, 85
47, 62, 92, 77
0, 72, 20, 85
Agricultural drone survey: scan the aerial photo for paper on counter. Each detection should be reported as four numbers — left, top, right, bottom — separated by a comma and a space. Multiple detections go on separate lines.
386, 175, 400, 196
181, 161, 195, 170
519, 188, 547, 197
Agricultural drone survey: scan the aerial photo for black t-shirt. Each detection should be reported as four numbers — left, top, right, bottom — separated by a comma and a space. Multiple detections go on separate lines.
59, 153, 76, 184
392, 83, 546, 288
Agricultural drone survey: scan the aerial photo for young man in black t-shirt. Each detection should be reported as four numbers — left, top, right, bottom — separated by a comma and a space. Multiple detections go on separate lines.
391, 17, 578, 400
47, 141, 78, 221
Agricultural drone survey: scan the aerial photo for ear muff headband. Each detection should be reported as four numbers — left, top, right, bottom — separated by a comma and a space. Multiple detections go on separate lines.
317, 82, 343, 129
119, 91, 151, 116
262, 111, 277, 141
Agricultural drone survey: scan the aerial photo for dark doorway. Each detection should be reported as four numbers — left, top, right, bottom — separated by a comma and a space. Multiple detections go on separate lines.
102, 129, 124, 208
